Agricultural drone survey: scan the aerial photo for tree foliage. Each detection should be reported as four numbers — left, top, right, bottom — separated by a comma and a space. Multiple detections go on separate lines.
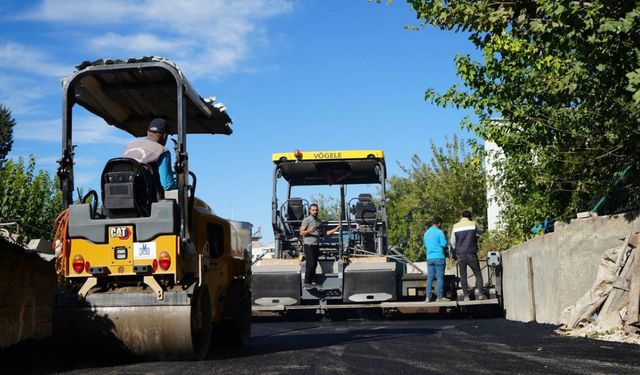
0, 104, 16, 164
310, 193, 341, 221
407, 1, 640, 235
387, 135, 486, 261
0, 156, 63, 240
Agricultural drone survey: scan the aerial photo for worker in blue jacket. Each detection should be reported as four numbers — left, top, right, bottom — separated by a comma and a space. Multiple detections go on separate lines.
423, 217, 449, 302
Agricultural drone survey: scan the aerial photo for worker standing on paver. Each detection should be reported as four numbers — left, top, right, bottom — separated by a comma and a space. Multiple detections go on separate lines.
423, 217, 449, 302
451, 210, 486, 300
300, 203, 340, 288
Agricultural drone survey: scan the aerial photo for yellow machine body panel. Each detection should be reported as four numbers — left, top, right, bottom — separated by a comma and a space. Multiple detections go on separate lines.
191, 206, 250, 320
272, 149, 384, 162
66, 227, 179, 278
272, 149, 387, 186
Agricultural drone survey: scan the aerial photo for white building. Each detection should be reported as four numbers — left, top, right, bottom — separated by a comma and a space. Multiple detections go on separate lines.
251, 241, 275, 263
484, 120, 507, 231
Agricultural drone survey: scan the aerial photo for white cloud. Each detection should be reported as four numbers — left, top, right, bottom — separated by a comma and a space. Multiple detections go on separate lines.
75, 157, 101, 167
0, 74, 50, 117
35, 156, 61, 166
23, 0, 293, 25
13, 118, 60, 142
2, 0, 294, 149
0, 42, 68, 77
27, 155, 99, 168
91, 33, 193, 54
19, 0, 295, 78
17, 0, 138, 22
0, 43, 68, 117
14, 117, 130, 145
74, 117, 131, 145
74, 172, 99, 188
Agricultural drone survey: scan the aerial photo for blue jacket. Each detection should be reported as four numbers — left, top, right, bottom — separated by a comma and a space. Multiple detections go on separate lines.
157, 151, 178, 190
423, 226, 447, 260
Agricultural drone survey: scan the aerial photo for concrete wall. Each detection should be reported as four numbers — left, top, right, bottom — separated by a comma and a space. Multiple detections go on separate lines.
0, 238, 56, 348
502, 212, 640, 324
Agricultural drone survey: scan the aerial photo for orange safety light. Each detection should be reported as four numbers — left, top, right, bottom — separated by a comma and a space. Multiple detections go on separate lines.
72, 254, 85, 274
158, 251, 171, 270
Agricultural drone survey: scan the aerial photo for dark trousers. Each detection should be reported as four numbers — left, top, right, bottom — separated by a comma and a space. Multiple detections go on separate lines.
458, 253, 484, 296
303, 244, 319, 284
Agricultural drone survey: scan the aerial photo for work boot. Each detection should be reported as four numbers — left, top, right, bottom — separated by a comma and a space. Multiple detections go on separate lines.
479, 294, 488, 300
436, 297, 450, 302
463, 295, 470, 301
303, 283, 314, 289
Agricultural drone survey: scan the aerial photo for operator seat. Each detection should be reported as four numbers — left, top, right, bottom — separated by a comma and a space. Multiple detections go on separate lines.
283, 197, 307, 240
101, 157, 164, 218
286, 197, 306, 229
353, 193, 377, 227
352, 193, 377, 252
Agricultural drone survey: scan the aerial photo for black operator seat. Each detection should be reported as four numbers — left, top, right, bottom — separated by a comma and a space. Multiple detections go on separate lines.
286, 198, 306, 230
354, 193, 377, 227
101, 157, 164, 218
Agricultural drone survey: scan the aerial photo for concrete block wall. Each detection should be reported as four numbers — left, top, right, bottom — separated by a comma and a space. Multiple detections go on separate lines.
0, 238, 56, 348
502, 212, 640, 324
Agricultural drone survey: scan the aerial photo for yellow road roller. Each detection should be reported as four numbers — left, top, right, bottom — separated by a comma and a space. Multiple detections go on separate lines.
53, 57, 251, 360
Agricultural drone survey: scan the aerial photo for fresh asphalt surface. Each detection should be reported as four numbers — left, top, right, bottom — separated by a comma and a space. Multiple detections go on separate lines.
5, 317, 640, 374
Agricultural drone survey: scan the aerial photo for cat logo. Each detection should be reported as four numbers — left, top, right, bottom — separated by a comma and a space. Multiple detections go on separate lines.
110, 226, 132, 240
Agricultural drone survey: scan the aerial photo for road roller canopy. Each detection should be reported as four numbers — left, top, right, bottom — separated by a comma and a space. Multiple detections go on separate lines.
272, 150, 386, 186
58, 56, 232, 208
62, 56, 232, 136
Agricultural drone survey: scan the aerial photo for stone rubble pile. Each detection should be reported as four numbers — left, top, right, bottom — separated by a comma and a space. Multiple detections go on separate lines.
558, 231, 640, 343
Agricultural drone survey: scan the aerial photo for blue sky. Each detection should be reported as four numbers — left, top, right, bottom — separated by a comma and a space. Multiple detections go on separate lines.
0, 0, 478, 242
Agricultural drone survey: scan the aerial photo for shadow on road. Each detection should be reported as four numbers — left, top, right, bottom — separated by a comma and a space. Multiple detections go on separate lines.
209, 320, 440, 360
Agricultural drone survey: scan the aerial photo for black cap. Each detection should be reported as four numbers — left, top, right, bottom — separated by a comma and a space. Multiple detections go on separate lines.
148, 118, 168, 133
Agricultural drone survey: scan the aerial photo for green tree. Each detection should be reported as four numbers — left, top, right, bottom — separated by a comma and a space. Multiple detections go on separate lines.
0, 104, 16, 164
310, 193, 341, 220
0, 156, 63, 240
387, 135, 486, 261
406, 1, 640, 236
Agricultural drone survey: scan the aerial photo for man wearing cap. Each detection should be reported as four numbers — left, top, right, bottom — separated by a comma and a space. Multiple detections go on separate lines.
123, 118, 178, 190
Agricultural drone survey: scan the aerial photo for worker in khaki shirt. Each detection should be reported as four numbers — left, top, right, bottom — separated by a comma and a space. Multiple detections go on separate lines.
299, 203, 340, 288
